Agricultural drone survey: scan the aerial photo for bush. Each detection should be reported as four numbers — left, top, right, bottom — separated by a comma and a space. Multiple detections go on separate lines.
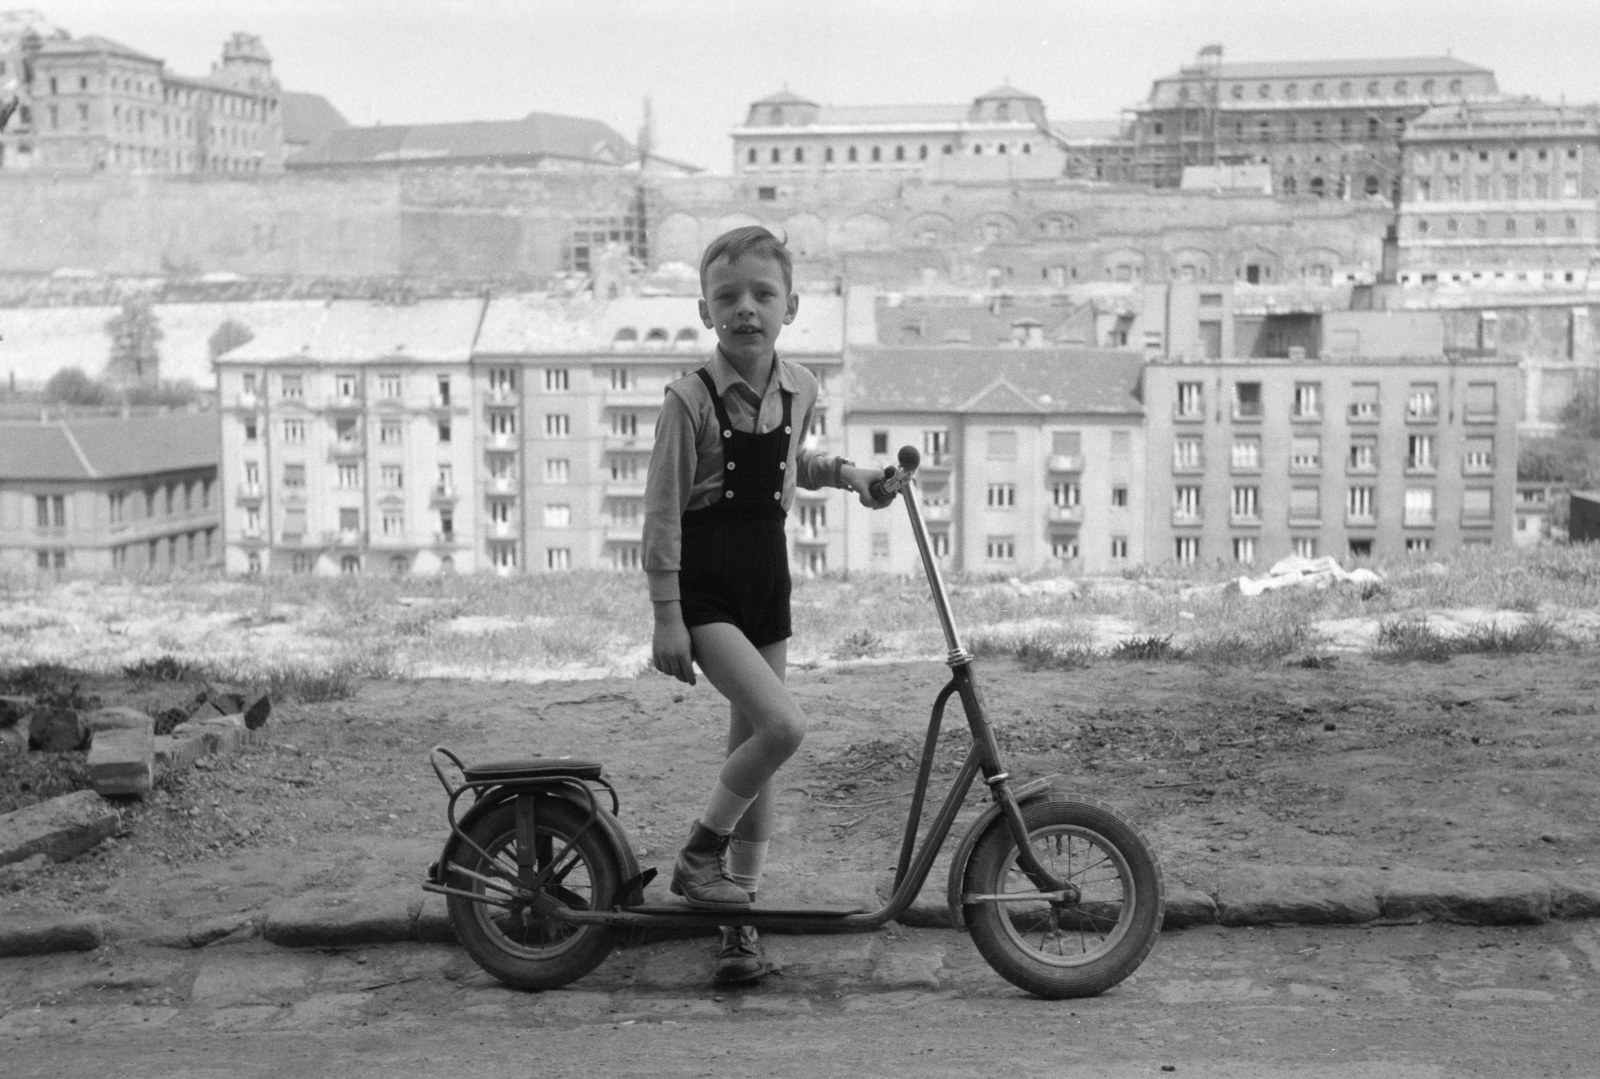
1109, 635, 1182, 661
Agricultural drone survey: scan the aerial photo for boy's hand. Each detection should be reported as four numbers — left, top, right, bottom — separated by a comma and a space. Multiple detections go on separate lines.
844, 464, 896, 510
651, 602, 696, 685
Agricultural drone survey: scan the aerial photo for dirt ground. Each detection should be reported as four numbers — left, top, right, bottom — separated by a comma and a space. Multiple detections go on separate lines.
3, 647, 1598, 929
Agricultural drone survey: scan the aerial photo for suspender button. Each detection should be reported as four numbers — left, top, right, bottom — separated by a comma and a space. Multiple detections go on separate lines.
773, 491, 781, 500
726, 461, 736, 470
725, 491, 735, 499
778, 461, 785, 470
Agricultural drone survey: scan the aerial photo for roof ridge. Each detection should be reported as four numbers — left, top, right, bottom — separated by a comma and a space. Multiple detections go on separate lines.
56, 421, 100, 479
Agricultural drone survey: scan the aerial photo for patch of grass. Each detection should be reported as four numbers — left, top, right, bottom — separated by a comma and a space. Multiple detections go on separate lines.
123, 655, 206, 682
1374, 616, 1560, 662
1187, 621, 1311, 666
1373, 618, 1456, 663
969, 631, 1095, 671
1110, 635, 1183, 661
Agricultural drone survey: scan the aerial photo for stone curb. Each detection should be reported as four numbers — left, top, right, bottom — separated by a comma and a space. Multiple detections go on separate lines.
4, 865, 1599, 959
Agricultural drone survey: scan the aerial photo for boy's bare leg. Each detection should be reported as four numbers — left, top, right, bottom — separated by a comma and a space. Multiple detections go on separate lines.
690, 623, 806, 799
725, 636, 786, 848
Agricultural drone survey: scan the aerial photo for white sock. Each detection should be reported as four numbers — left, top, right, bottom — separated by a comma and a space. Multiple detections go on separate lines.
727, 837, 769, 895
700, 781, 755, 836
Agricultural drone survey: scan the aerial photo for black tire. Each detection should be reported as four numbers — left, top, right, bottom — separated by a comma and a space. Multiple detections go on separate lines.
446, 796, 620, 991
962, 796, 1164, 999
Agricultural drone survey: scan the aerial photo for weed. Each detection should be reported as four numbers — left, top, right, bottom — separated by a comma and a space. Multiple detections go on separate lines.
970, 631, 1094, 671
1456, 619, 1559, 655
123, 655, 205, 682
833, 629, 884, 660
1373, 618, 1454, 663
1110, 635, 1182, 661
1188, 622, 1310, 666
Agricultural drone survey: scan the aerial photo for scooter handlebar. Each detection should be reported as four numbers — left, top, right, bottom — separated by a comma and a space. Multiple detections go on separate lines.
867, 445, 920, 505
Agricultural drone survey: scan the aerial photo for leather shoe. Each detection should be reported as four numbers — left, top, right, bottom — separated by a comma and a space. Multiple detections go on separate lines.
669, 821, 751, 909
714, 925, 779, 984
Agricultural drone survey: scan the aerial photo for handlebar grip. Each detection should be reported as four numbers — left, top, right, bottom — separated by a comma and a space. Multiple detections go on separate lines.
868, 464, 898, 505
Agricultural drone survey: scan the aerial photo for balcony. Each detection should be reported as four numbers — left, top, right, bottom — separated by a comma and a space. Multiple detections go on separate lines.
241, 526, 263, 542
324, 529, 365, 548
1403, 511, 1436, 527
328, 393, 363, 413
1173, 407, 1204, 424
603, 433, 654, 452
1230, 512, 1262, 527
1464, 406, 1498, 425
606, 478, 647, 497
433, 531, 458, 547
606, 522, 644, 542
1347, 402, 1379, 423
1461, 508, 1494, 527
431, 484, 458, 505
794, 527, 828, 546
328, 440, 363, 460
1171, 510, 1202, 526
918, 452, 955, 472
236, 390, 259, 410
920, 503, 952, 522
236, 483, 263, 503
428, 393, 454, 411
488, 475, 517, 495
487, 386, 519, 406
489, 521, 518, 540
1346, 512, 1376, 527
487, 431, 518, 451
1047, 504, 1083, 524
1046, 454, 1083, 474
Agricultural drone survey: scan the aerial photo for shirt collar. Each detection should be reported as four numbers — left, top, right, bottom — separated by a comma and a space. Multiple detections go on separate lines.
705, 347, 798, 402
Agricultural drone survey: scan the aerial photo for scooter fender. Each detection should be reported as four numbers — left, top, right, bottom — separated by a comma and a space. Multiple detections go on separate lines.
943, 776, 1060, 930
432, 782, 643, 903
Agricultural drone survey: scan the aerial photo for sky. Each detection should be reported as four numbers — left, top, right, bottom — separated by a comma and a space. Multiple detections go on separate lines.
26, 0, 1600, 172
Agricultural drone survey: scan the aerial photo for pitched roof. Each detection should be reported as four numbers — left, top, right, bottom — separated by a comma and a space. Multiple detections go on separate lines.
813, 103, 970, 126
288, 111, 636, 168
1050, 119, 1125, 141
0, 411, 218, 482
475, 294, 846, 356
752, 90, 819, 107
37, 34, 162, 65
1159, 56, 1491, 82
975, 84, 1042, 101
219, 299, 488, 363
280, 91, 349, 148
846, 346, 1145, 415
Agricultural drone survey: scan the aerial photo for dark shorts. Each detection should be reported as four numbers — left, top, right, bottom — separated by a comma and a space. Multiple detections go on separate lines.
678, 515, 792, 649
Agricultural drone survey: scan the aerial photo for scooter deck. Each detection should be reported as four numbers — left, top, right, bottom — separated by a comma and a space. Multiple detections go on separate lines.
622, 902, 864, 918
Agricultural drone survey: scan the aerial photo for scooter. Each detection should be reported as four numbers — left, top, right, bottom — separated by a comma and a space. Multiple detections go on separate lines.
423, 446, 1165, 999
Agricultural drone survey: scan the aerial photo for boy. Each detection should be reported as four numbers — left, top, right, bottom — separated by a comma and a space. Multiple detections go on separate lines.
642, 226, 891, 983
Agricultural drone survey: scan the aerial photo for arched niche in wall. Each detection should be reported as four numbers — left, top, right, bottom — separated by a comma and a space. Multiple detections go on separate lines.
836, 212, 892, 251
1237, 249, 1279, 284
1102, 248, 1146, 282
906, 212, 955, 248
1295, 248, 1342, 285
1035, 214, 1078, 239
974, 213, 1018, 244
1168, 248, 1214, 282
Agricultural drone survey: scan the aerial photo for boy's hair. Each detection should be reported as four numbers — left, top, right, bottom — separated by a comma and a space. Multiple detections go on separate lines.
698, 226, 793, 295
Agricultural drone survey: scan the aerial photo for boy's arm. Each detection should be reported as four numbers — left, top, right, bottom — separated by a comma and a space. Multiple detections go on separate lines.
644, 388, 698, 683
794, 401, 894, 509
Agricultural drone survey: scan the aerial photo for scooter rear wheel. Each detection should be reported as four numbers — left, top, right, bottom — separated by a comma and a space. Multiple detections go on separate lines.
446, 797, 621, 991
962, 796, 1164, 999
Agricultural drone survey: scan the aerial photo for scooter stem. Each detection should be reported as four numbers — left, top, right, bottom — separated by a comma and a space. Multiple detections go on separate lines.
895, 451, 969, 665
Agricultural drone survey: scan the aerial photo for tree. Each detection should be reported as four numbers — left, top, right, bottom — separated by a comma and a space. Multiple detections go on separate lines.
43, 367, 111, 406
208, 319, 254, 361
104, 302, 163, 387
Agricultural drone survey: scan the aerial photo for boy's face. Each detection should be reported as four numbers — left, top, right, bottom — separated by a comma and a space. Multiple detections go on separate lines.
699, 253, 799, 369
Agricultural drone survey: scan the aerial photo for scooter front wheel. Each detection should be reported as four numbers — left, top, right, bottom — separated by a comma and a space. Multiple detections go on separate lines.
446, 797, 621, 991
962, 796, 1164, 999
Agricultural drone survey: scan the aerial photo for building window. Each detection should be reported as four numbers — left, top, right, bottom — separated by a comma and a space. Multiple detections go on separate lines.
1406, 537, 1432, 554
545, 548, 570, 570
379, 374, 402, 398
284, 464, 305, 488
1348, 383, 1379, 422
1293, 382, 1320, 419
492, 543, 519, 570
544, 368, 569, 392
985, 536, 1016, 561
1173, 485, 1202, 522
1292, 536, 1318, 558
380, 420, 402, 445
1231, 486, 1260, 521
1231, 438, 1261, 470
1463, 437, 1494, 473
1111, 485, 1128, 508
1290, 436, 1321, 471
1176, 381, 1204, 418
1407, 434, 1435, 472
1174, 536, 1199, 565
1233, 381, 1262, 419
338, 463, 361, 488
335, 374, 358, 400
283, 418, 305, 443
872, 430, 889, 454
1462, 488, 1493, 520
1404, 487, 1435, 526
281, 374, 303, 398
542, 503, 570, 528
1348, 437, 1377, 472
1173, 437, 1203, 470
438, 420, 452, 443
1407, 383, 1438, 421
986, 483, 1016, 508
1347, 485, 1375, 522
545, 414, 570, 437
1232, 536, 1256, 564
545, 458, 570, 483
1290, 486, 1320, 522
381, 464, 403, 489
1052, 481, 1080, 507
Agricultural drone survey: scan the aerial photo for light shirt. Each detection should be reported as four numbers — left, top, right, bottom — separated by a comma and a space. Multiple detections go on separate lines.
643, 348, 848, 602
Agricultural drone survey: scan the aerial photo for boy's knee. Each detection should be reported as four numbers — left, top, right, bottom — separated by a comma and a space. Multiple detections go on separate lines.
769, 710, 807, 759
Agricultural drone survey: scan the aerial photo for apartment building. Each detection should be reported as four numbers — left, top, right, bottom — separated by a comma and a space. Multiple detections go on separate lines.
214, 291, 849, 577
1131, 48, 1499, 195
471, 292, 849, 577
843, 346, 1147, 576
0, 410, 219, 573
214, 299, 486, 576
1142, 351, 1519, 567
